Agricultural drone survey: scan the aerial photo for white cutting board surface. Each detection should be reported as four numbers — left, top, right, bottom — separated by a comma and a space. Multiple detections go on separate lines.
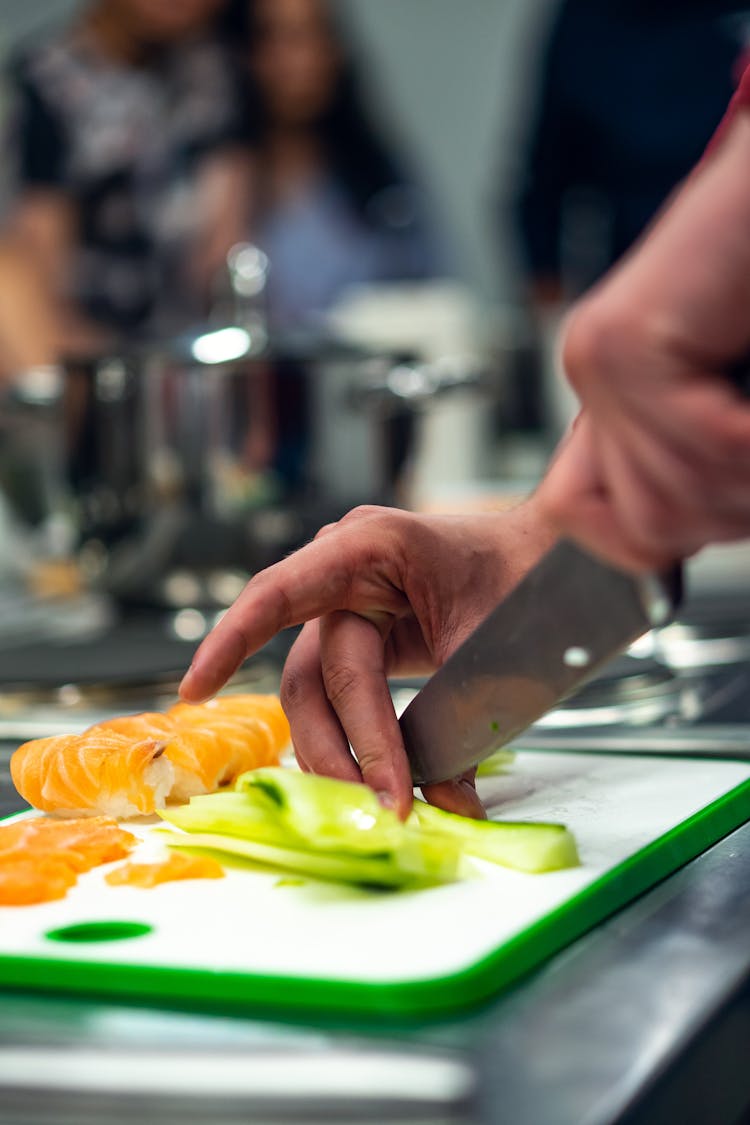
1, 752, 749, 1017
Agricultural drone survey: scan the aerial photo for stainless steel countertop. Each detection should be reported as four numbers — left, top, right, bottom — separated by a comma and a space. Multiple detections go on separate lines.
0, 768, 749, 1124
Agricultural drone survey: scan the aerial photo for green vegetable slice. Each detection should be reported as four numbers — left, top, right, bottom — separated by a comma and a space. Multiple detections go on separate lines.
158, 768, 579, 886
409, 800, 580, 873
161, 791, 291, 847
159, 770, 461, 887
158, 829, 458, 889
235, 768, 405, 855
475, 749, 516, 778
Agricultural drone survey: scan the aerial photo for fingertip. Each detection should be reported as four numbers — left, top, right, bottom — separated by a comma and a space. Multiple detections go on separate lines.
178, 668, 199, 702
376, 785, 413, 821
178, 661, 215, 704
178, 683, 211, 704
358, 765, 412, 819
386, 780, 417, 821
422, 777, 487, 820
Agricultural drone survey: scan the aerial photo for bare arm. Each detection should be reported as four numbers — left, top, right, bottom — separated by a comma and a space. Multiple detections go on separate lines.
188, 147, 256, 304
0, 192, 108, 371
537, 112, 750, 570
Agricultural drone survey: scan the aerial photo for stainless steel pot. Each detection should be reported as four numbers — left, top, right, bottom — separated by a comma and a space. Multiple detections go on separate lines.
0, 327, 497, 606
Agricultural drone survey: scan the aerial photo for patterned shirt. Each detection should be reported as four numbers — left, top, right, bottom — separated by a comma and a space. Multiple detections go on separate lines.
3, 26, 248, 331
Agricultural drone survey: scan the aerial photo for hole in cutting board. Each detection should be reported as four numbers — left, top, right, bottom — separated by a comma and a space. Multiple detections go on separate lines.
44, 920, 153, 944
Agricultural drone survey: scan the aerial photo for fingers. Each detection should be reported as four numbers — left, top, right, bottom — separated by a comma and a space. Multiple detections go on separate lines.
281, 622, 361, 784
318, 611, 414, 818
422, 771, 486, 819
539, 408, 750, 573
180, 512, 404, 702
282, 613, 484, 820
280, 611, 413, 817
180, 544, 340, 702
537, 418, 666, 572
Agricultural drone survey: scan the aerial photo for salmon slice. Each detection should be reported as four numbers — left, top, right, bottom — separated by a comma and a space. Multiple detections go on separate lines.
90, 710, 268, 800
169, 694, 290, 751
105, 851, 224, 888
0, 814, 137, 905
164, 698, 289, 798
91, 712, 216, 799
0, 855, 78, 905
10, 694, 290, 818
0, 815, 136, 872
96, 712, 177, 741
10, 732, 174, 817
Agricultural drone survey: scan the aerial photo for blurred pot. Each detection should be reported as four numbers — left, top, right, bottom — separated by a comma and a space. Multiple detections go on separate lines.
1, 329, 498, 605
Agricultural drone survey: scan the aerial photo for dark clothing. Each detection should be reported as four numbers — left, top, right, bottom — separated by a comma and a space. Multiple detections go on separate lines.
3, 26, 248, 332
709, 51, 750, 151
515, 3, 741, 296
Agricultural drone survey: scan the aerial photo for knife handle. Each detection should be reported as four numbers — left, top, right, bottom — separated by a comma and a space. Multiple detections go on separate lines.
727, 353, 750, 396
638, 565, 683, 628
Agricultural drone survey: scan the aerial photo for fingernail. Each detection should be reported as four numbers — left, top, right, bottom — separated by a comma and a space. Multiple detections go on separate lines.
377, 790, 395, 809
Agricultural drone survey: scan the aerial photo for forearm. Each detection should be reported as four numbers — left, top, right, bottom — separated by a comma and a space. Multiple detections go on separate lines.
567, 113, 750, 374
0, 240, 60, 376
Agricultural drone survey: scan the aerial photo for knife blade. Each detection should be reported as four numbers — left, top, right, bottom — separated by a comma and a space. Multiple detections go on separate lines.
399, 540, 682, 786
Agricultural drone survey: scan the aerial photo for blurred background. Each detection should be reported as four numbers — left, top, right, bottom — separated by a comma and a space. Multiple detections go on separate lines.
0, 0, 747, 714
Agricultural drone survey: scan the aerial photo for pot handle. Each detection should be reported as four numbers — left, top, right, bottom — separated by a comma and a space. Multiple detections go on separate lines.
348, 353, 498, 414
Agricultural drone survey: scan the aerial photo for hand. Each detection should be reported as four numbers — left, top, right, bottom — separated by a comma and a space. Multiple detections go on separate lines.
180, 502, 556, 817
537, 114, 750, 571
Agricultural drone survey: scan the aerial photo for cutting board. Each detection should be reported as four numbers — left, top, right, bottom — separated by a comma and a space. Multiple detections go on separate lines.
1, 751, 749, 1020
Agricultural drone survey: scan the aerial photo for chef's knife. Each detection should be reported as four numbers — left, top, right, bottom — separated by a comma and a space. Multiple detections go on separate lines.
399, 540, 682, 786
400, 355, 750, 785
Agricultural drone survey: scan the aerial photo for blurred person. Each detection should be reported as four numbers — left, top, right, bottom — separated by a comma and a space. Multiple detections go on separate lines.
0, 241, 61, 374
0, 0, 253, 375
514, 0, 740, 305
504, 0, 742, 432
224, 0, 444, 329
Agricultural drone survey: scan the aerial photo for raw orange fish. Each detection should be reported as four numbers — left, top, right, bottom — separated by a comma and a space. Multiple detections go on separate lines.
0, 814, 137, 905
169, 694, 290, 751
94, 704, 284, 801
11, 731, 173, 817
96, 712, 176, 742
105, 852, 224, 888
0, 815, 136, 871
10, 693, 289, 817
93, 712, 214, 800
170, 712, 276, 773
0, 855, 78, 905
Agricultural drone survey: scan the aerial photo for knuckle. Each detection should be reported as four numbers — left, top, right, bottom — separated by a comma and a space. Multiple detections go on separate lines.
242, 566, 293, 623
561, 302, 630, 396
280, 662, 312, 713
323, 660, 361, 710
560, 305, 603, 394
339, 504, 388, 527
261, 580, 294, 632
354, 749, 388, 781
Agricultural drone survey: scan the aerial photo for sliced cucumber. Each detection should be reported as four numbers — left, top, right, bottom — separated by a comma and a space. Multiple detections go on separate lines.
410, 800, 579, 873
159, 828, 458, 889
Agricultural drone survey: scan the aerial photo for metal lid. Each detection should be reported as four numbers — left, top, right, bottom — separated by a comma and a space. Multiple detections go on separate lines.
535, 655, 688, 729
652, 593, 750, 669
